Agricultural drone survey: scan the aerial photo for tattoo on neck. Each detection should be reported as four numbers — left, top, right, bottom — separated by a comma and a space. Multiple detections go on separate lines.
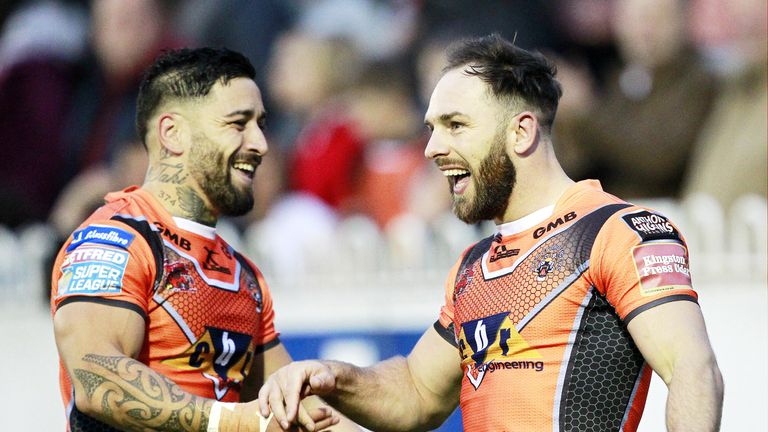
176, 186, 216, 225
148, 162, 189, 185
159, 147, 173, 160
73, 354, 212, 431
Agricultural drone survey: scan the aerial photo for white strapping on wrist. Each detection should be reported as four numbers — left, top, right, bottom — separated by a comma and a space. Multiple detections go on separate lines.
259, 411, 274, 431
207, 401, 236, 432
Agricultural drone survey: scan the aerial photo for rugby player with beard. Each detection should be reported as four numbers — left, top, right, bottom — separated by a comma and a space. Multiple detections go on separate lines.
258, 34, 723, 432
51, 48, 359, 432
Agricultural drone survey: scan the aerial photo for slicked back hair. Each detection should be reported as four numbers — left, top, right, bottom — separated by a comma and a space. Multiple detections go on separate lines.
135, 47, 256, 146
444, 34, 562, 132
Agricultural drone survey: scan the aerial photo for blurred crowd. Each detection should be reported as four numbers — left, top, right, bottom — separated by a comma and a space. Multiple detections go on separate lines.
0, 0, 765, 243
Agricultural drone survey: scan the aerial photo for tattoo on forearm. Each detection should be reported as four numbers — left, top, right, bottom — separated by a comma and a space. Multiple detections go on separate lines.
148, 163, 189, 185
73, 354, 211, 431
176, 186, 216, 225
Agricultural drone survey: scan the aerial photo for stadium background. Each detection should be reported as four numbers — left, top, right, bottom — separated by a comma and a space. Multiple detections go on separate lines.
0, 0, 765, 430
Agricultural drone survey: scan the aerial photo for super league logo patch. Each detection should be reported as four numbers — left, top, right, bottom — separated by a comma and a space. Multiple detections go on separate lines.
621, 210, 681, 242
57, 245, 129, 296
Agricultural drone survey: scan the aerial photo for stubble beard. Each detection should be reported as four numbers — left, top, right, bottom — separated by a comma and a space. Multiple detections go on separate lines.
452, 129, 516, 224
188, 134, 255, 217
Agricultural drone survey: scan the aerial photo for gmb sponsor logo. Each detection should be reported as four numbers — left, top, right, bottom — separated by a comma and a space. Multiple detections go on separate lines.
533, 212, 577, 239
163, 327, 254, 400
154, 221, 192, 251
458, 312, 543, 390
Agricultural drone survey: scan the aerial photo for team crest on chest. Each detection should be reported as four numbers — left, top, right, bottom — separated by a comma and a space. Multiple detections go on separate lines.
164, 260, 196, 293
531, 246, 565, 282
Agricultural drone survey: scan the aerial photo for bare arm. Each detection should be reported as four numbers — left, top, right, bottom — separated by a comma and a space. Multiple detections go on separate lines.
627, 301, 724, 431
54, 302, 336, 431
54, 301, 213, 431
259, 326, 463, 432
241, 342, 352, 431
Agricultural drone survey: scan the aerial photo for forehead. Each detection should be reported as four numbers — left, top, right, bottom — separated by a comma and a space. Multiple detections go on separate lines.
204, 77, 264, 114
424, 68, 497, 122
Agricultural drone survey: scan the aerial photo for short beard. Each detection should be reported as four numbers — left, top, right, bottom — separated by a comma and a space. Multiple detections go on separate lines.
188, 135, 254, 217
453, 128, 516, 224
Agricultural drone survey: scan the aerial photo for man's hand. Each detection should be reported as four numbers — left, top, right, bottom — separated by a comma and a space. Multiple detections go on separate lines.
218, 399, 338, 431
257, 360, 338, 430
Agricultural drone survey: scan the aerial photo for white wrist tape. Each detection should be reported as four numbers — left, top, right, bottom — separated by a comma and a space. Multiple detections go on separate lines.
259, 411, 274, 431
208, 401, 236, 432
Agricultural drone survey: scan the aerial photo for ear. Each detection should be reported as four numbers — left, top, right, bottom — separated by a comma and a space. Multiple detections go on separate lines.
508, 111, 538, 156
157, 113, 185, 155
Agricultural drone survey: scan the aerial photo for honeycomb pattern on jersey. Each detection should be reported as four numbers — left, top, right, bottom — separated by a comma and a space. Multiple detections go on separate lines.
454, 222, 594, 326
452, 204, 627, 327
69, 407, 121, 432
561, 294, 645, 431
154, 247, 261, 340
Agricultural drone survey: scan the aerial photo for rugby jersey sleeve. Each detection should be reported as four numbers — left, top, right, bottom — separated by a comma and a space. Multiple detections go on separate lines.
438, 257, 463, 330
239, 256, 279, 348
589, 207, 698, 324
51, 220, 157, 318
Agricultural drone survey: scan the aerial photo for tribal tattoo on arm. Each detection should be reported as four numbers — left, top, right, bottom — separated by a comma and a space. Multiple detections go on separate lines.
73, 354, 212, 431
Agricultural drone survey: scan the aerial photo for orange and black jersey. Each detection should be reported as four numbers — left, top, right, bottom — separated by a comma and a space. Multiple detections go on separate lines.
51, 187, 278, 431
435, 180, 697, 432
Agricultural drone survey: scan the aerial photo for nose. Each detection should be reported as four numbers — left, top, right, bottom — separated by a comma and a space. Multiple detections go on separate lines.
424, 131, 449, 160
245, 123, 269, 156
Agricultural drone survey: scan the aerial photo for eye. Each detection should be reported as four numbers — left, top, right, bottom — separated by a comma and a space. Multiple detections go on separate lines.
257, 116, 267, 131
449, 121, 464, 131
230, 119, 247, 130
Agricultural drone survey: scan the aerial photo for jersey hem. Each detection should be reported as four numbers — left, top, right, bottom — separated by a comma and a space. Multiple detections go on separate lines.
255, 336, 281, 354
433, 320, 457, 347
623, 294, 698, 326
57, 296, 148, 322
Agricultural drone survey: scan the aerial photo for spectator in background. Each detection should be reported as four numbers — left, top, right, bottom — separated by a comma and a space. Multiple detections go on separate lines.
48, 0, 185, 237
556, 0, 717, 199
417, 0, 562, 53
550, 0, 619, 88
682, 0, 767, 207
251, 30, 365, 276
344, 60, 432, 229
267, 30, 364, 213
0, 0, 88, 227
174, 0, 294, 107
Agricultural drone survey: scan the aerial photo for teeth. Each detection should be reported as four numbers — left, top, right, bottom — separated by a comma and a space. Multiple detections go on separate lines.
442, 169, 469, 177
233, 162, 255, 173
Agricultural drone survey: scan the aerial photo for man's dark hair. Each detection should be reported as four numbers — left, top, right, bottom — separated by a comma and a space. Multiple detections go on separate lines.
135, 47, 256, 145
444, 34, 562, 131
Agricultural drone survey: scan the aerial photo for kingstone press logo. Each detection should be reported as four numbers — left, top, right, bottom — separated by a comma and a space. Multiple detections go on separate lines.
458, 312, 543, 390
632, 242, 692, 296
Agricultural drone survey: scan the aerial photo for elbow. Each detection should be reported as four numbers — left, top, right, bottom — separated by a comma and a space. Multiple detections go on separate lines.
700, 352, 724, 400
73, 389, 101, 419
711, 362, 724, 402
414, 400, 456, 431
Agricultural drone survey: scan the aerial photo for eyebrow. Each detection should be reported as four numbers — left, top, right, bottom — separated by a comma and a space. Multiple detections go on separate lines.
223, 109, 256, 118
424, 111, 466, 126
